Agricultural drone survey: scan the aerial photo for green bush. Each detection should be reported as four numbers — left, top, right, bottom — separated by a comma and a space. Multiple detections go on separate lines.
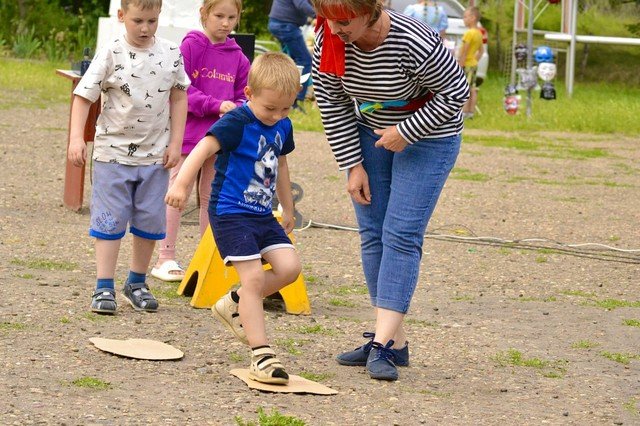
0, 0, 107, 63
12, 24, 41, 59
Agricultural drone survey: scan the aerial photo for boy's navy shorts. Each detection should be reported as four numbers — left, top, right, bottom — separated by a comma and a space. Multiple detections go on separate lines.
89, 162, 168, 240
209, 214, 294, 265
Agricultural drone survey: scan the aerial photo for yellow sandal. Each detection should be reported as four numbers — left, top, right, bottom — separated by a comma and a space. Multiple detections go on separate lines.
249, 347, 289, 385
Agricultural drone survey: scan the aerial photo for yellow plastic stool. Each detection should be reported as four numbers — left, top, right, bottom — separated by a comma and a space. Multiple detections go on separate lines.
176, 220, 310, 315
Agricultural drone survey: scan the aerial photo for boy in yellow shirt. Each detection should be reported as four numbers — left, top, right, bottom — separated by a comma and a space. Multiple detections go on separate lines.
458, 6, 483, 119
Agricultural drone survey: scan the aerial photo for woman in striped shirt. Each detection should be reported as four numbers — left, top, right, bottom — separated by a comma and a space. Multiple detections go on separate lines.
311, 0, 469, 381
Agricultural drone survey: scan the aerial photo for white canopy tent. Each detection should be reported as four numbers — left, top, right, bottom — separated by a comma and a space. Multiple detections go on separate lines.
98, 0, 202, 51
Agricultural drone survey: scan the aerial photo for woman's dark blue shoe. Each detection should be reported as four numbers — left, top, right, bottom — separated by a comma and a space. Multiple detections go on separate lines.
336, 332, 409, 367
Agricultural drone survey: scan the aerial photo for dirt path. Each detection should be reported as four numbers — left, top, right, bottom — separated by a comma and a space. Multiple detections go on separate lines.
1, 104, 639, 425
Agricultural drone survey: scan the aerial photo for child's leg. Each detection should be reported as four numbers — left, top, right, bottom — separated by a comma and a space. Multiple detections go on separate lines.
127, 165, 167, 311
95, 238, 122, 281
91, 238, 122, 313
124, 235, 159, 312
155, 155, 194, 267
131, 235, 156, 275
197, 155, 215, 237
234, 258, 290, 385
244, 248, 301, 299
233, 259, 269, 347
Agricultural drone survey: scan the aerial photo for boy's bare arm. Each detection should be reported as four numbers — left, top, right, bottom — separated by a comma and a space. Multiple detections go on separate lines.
165, 87, 188, 169
165, 135, 220, 210
458, 42, 470, 67
276, 156, 295, 234
68, 95, 93, 167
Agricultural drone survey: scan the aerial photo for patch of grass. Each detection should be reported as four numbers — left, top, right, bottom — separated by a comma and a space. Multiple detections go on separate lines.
228, 352, 245, 363
71, 376, 111, 390
15, 273, 35, 279
60, 316, 71, 324
535, 255, 548, 263
298, 371, 333, 382
623, 398, 639, 416
276, 338, 304, 356
464, 134, 610, 160
324, 175, 340, 182
0, 58, 68, 109
82, 312, 108, 322
492, 349, 568, 378
405, 318, 438, 327
328, 298, 356, 308
294, 324, 338, 336
11, 258, 77, 271
330, 284, 368, 296
591, 298, 640, 310
465, 78, 640, 136
600, 351, 640, 365
505, 175, 632, 188
450, 167, 490, 182
236, 407, 306, 426
305, 275, 318, 284
452, 294, 474, 302
613, 163, 639, 176
154, 284, 181, 300
0, 322, 27, 331
335, 316, 366, 324
561, 290, 595, 298
571, 340, 600, 349
516, 296, 557, 302
623, 319, 640, 328
289, 100, 322, 132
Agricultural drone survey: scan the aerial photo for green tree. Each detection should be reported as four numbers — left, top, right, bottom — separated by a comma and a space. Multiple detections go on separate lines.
238, 0, 273, 38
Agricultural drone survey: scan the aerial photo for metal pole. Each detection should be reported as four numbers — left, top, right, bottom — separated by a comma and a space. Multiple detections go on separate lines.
526, 0, 534, 117
511, 0, 520, 85
567, 0, 578, 97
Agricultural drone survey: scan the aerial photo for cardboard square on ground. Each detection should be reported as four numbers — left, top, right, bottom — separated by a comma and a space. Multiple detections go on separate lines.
230, 369, 338, 395
89, 337, 184, 360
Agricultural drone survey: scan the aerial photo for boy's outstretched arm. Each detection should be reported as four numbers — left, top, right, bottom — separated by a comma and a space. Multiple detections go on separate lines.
165, 87, 188, 169
68, 95, 92, 167
165, 134, 220, 210
276, 156, 295, 234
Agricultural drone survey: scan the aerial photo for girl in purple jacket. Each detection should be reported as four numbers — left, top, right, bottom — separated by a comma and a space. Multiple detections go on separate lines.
152, 0, 250, 281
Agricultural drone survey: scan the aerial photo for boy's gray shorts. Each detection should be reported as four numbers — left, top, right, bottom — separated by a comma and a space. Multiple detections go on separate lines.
89, 162, 168, 241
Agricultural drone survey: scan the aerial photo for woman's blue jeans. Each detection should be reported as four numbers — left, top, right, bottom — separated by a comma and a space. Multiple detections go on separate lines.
350, 125, 461, 314
267, 18, 312, 102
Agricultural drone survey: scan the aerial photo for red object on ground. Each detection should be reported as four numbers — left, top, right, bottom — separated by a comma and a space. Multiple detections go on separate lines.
56, 69, 101, 212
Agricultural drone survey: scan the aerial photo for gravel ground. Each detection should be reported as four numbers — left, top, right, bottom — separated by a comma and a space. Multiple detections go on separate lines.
1, 104, 639, 425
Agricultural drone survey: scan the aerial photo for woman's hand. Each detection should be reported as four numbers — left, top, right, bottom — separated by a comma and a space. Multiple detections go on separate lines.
374, 125, 408, 152
347, 163, 371, 205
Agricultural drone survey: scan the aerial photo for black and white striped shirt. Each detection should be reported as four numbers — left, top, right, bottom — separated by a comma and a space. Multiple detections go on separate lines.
312, 10, 469, 170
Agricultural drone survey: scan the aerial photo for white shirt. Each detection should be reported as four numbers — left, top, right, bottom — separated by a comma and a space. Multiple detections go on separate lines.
74, 36, 190, 165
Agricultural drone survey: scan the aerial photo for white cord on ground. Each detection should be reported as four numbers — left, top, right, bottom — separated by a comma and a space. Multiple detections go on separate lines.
294, 219, 640, 255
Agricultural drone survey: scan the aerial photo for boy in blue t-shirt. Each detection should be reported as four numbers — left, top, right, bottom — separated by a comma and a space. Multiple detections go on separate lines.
165, 52, 301, 385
